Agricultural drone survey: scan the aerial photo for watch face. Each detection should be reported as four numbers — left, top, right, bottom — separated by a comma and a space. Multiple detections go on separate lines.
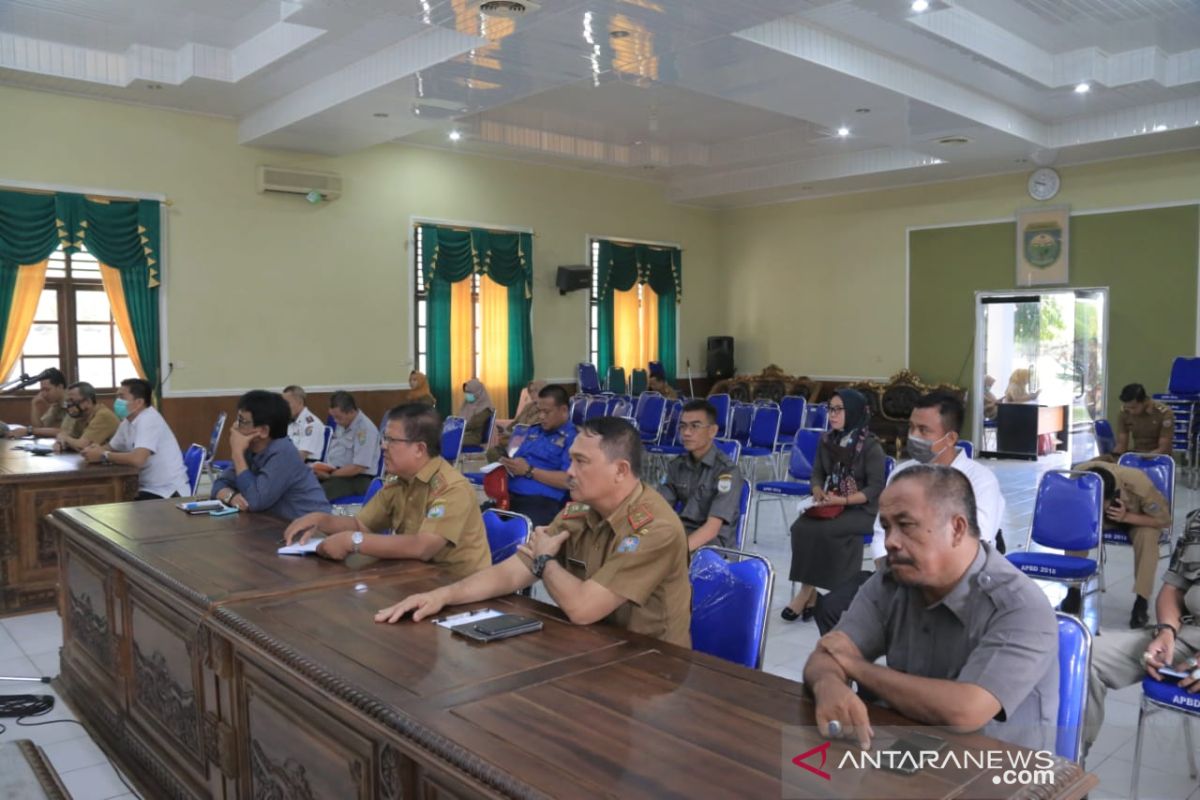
1028, 168, 1060, 200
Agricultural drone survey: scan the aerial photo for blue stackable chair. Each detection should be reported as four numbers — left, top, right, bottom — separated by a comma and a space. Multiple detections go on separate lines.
583, 396, 607, 421
752, 428, 820, 544
648, 360, 664, 380
741, 404, 782, 481
1168, 357, 1200, 396
1104, 452, 1175, 556
1007, 471, 1105, 623
956, 439, 974, 459
577, 363, 602, 395
483, 509, 532, 564
714, 438, 741, 463
183, 443, 206, 496
805, 403, 829, 431
630, 369, 648, 397
460, 409, 495, 456
732, 481, 752, 550
606, 366, 627, 395
318, 426, 333, 462
728, 403, 754, 446
608, 396, 634, 418
860, 457, 896, 556
1131, 676, 1200, 799
689, 546, 775, 669
774, 396, 807, 455
570, 396, 588, 426
205, 411, 230, 479
708, 393, 731, 438
643, 400, 684, 480
441, 415, 466, 467
633, 392, 666, 443
1094, 419, 1116, 456
331, 455, 386, 507
1055, 612, 1093, 763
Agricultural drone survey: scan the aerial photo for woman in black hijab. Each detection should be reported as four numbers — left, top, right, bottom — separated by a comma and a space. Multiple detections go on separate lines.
781, 388, 886, 621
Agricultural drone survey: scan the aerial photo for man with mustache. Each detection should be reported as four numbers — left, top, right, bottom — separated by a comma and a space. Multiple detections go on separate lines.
803, 465, 1058, 751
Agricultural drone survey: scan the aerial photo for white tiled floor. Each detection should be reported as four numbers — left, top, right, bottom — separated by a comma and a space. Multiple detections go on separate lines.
3, 453, 1198, 799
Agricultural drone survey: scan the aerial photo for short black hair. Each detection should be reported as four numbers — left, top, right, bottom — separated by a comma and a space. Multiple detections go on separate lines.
384, 403, 442, 457
237, 390, 291, 439
913, 391, 964, 435
1120, 383, 1147, 403
1085, 465, 1119, 501
44, 368, 66, 388
538, 384, 570, 408
120, 378, 153, 403
578, 416, 643, 476
329, 390, 357, 412
67, 381, 97, 403
681, 399, 718, 425
890, 464, 980, 538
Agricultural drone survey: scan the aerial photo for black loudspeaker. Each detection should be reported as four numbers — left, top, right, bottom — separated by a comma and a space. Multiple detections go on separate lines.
556, 265, 591, 295
706, 336, 734, 380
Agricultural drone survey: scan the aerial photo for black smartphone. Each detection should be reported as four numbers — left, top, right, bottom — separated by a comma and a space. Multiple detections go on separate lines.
451, 613, 543, 642
882, 732, 948, 775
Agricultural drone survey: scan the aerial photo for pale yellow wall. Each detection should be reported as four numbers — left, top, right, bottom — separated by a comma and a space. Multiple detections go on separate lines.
0, 85, 720, 392
717, 149, 1200, 379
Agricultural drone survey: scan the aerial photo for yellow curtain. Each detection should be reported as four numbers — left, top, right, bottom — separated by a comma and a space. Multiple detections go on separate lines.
0, 260, 50, 380
612, 283, 658, 374
98, 264, 147, 380
479, 275, 509, 418
639, 283, 659, 372
448, 277, 474, 412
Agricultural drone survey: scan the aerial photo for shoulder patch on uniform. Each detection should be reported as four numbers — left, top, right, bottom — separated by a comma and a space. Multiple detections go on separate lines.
616, 535, 640, 553
561, 502, 590, 519
305, 425, 313, 436
304, 414, 314, 423
628, 504, 654, 531
357, 430, 367, 445
430, 473, 444, 491
717, 473, 733, 493
427, 500, 446, 519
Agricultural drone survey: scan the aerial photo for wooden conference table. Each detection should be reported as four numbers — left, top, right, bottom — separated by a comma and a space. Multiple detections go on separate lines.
49, 500, 1097, 800
0, 439, 137, 615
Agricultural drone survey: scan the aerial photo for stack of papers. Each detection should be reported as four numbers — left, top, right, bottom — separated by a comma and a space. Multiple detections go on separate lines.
277, 538, 325, 556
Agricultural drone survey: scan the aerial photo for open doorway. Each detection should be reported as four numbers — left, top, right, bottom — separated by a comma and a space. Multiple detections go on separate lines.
974, 289, 1108, 459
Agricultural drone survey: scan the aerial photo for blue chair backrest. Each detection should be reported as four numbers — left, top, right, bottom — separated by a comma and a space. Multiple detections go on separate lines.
634, 392, 666, 440
607, 366, 627, 395
441, 416, 466, 464
571, 396, 587, 425
714, 438, 741, 463
748, 405, 781, 448
729, 403, 754, 445
786, 429, 821, 480
689, 547, 773, 669
483, 509, 531, 564
957, 439, 974, 459
733, 481, 751, 550
648, 360, 665, 380
479, 410, 496, 446
1056, 613, 1092, 761
183, 444, 206, 495
1030, 471, 1104, 552
778, 396, 807, 440
1094, 419, 1116, 455
319, 426, 333, 462
584, 396, 607, 420
883, 456, 895, 481
708, 394, 731, 437
805, 403, 828, 431
1168, 356, 1200, 395
660, 400, 683, 445
363, 477, 385, 504
630, 369, 648, 396
1117, 452, 1175, 508
207, 411, 227, 458
577, 363, 601, 395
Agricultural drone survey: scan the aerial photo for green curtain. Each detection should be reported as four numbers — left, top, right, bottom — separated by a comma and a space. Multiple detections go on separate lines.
594, 239, 681, 383
421, 223, 534, 416
0, 190, 162, 392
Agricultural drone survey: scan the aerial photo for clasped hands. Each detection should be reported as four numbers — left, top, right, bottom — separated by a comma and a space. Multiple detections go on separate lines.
811, 487, 848, 507
516, 525, 569, 564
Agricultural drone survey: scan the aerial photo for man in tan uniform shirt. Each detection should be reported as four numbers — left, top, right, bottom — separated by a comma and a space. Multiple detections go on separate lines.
284, 404, 491, 578
376, 417, 692, 648
1114, 382, 1174, 457
55, 382, 120, 452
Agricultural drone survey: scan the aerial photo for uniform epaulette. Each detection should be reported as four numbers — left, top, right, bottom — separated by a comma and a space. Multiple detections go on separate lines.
561, 502, 590, 519
628, 504, 655, 532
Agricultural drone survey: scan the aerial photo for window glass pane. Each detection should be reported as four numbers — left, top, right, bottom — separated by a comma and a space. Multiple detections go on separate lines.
418, 328, 426, 352
75, 290, 111, 321
24, 323, 59, 355
418, 302, 426, 326
35, 290, 58, 321
46, 263, 66, 279
77, 324, 114, 356
13, 357, 59, 383
113, 331, 128, 356
113, 357, 134, 386
78, 358, 113, 388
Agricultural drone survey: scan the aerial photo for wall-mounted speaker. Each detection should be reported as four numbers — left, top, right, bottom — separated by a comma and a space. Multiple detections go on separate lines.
556, 265, 591, 295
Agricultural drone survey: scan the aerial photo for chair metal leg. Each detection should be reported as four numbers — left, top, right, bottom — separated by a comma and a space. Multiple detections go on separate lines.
1131, 701, 1149, 800
1185, 715, 1198, 779
752, 494, 761, 545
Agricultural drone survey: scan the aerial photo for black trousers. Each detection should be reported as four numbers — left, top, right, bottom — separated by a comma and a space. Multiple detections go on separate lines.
509, 493, 566, 527
135, 490, 181, 501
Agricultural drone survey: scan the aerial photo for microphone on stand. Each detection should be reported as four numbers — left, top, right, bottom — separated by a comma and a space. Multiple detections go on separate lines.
16, 369, 52, 388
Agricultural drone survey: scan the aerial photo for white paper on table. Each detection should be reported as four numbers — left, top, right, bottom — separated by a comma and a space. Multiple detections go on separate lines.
277, 537, 326, 556
432, 608, 505, 629
479, 462, 505, 474
795, 496, 816, 514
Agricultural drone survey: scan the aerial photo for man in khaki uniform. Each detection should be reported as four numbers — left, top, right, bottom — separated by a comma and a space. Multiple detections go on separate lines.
1066, 459, 1172, 628
1113, 382, 1174, 458
375, 417, 692, 648
55, 382, 120, 452
284, 404, 491, 578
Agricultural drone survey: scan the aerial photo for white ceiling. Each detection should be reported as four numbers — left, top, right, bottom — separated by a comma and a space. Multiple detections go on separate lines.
1, 0, 1197, 207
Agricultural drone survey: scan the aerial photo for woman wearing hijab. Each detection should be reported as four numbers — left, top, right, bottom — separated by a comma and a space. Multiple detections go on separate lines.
781, 388, 886, 622
458, 378, 495, 447
1003, 367, 1040, 403
405, 371, 436, 407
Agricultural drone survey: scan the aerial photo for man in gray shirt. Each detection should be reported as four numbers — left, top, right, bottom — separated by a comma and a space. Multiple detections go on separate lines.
317, 390, 380, 500
657, 400, 744, 551
803, 465, 1059, 752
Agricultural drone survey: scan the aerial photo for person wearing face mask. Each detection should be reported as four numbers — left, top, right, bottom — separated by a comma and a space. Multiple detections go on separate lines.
373, 416, 692, 647
458, 378, 495, 448
812, 391, 1006, 634
54, 382, 120, 452
82, 378, 189, 500
210, 391, 330, 519
781, 388, 886, 622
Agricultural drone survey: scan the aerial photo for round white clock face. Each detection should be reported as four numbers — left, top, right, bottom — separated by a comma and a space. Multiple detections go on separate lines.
1028, 167, 1060, 201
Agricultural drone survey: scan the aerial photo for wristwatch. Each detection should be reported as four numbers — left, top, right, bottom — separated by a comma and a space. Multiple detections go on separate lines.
101, 451, 110, 465
531, 554, 553, 578
351, 531, 364, 555
525, 465, 535, 478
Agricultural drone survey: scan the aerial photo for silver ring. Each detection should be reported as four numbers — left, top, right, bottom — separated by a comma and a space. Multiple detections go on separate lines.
828, 720, 842, 737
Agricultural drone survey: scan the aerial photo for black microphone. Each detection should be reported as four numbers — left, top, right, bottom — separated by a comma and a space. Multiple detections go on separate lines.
15, 369, 52, 389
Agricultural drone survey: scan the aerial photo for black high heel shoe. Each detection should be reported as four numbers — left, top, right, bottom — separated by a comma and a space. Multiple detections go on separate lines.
780, 607, 800, 622
801, 606, 816, 622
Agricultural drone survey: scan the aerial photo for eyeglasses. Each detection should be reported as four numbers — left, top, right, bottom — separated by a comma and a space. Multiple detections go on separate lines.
381, 435, 416, 447
234, 416, 256, 429
828, 405, 846, 414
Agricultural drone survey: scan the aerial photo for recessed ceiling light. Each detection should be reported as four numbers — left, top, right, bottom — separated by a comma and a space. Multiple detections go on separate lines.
145, 83, 163, 90
448, 130, 463, 141
836, 126, 850, 137
1074, 82, 1090, 94
911, 0, 930, 12
373, 112, 389, 118
855, 107, 870, 114
935, 135, 971, 145
480, 0, 530, 17
610, 29, 630, 39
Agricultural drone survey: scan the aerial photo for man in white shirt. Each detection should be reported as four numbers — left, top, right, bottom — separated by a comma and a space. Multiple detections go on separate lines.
283, 384, 326, 461
814, 391, 1005, 633
82, 378, 190, 500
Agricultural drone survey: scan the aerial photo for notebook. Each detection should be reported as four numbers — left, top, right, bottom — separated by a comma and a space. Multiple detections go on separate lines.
277, 538, 325, 556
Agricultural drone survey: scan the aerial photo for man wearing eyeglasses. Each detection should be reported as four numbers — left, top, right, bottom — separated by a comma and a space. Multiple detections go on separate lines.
54, 381, 119, 452
211, 391, 330, 518
658, 399, 743, 551
283, 403, 491, 577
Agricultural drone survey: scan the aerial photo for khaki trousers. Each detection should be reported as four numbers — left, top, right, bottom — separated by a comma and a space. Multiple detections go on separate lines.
1069, 525, 1161, 598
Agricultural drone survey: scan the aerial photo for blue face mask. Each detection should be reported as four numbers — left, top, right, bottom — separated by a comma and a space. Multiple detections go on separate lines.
464, 392, 477, 403
113, 398, 129, 420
